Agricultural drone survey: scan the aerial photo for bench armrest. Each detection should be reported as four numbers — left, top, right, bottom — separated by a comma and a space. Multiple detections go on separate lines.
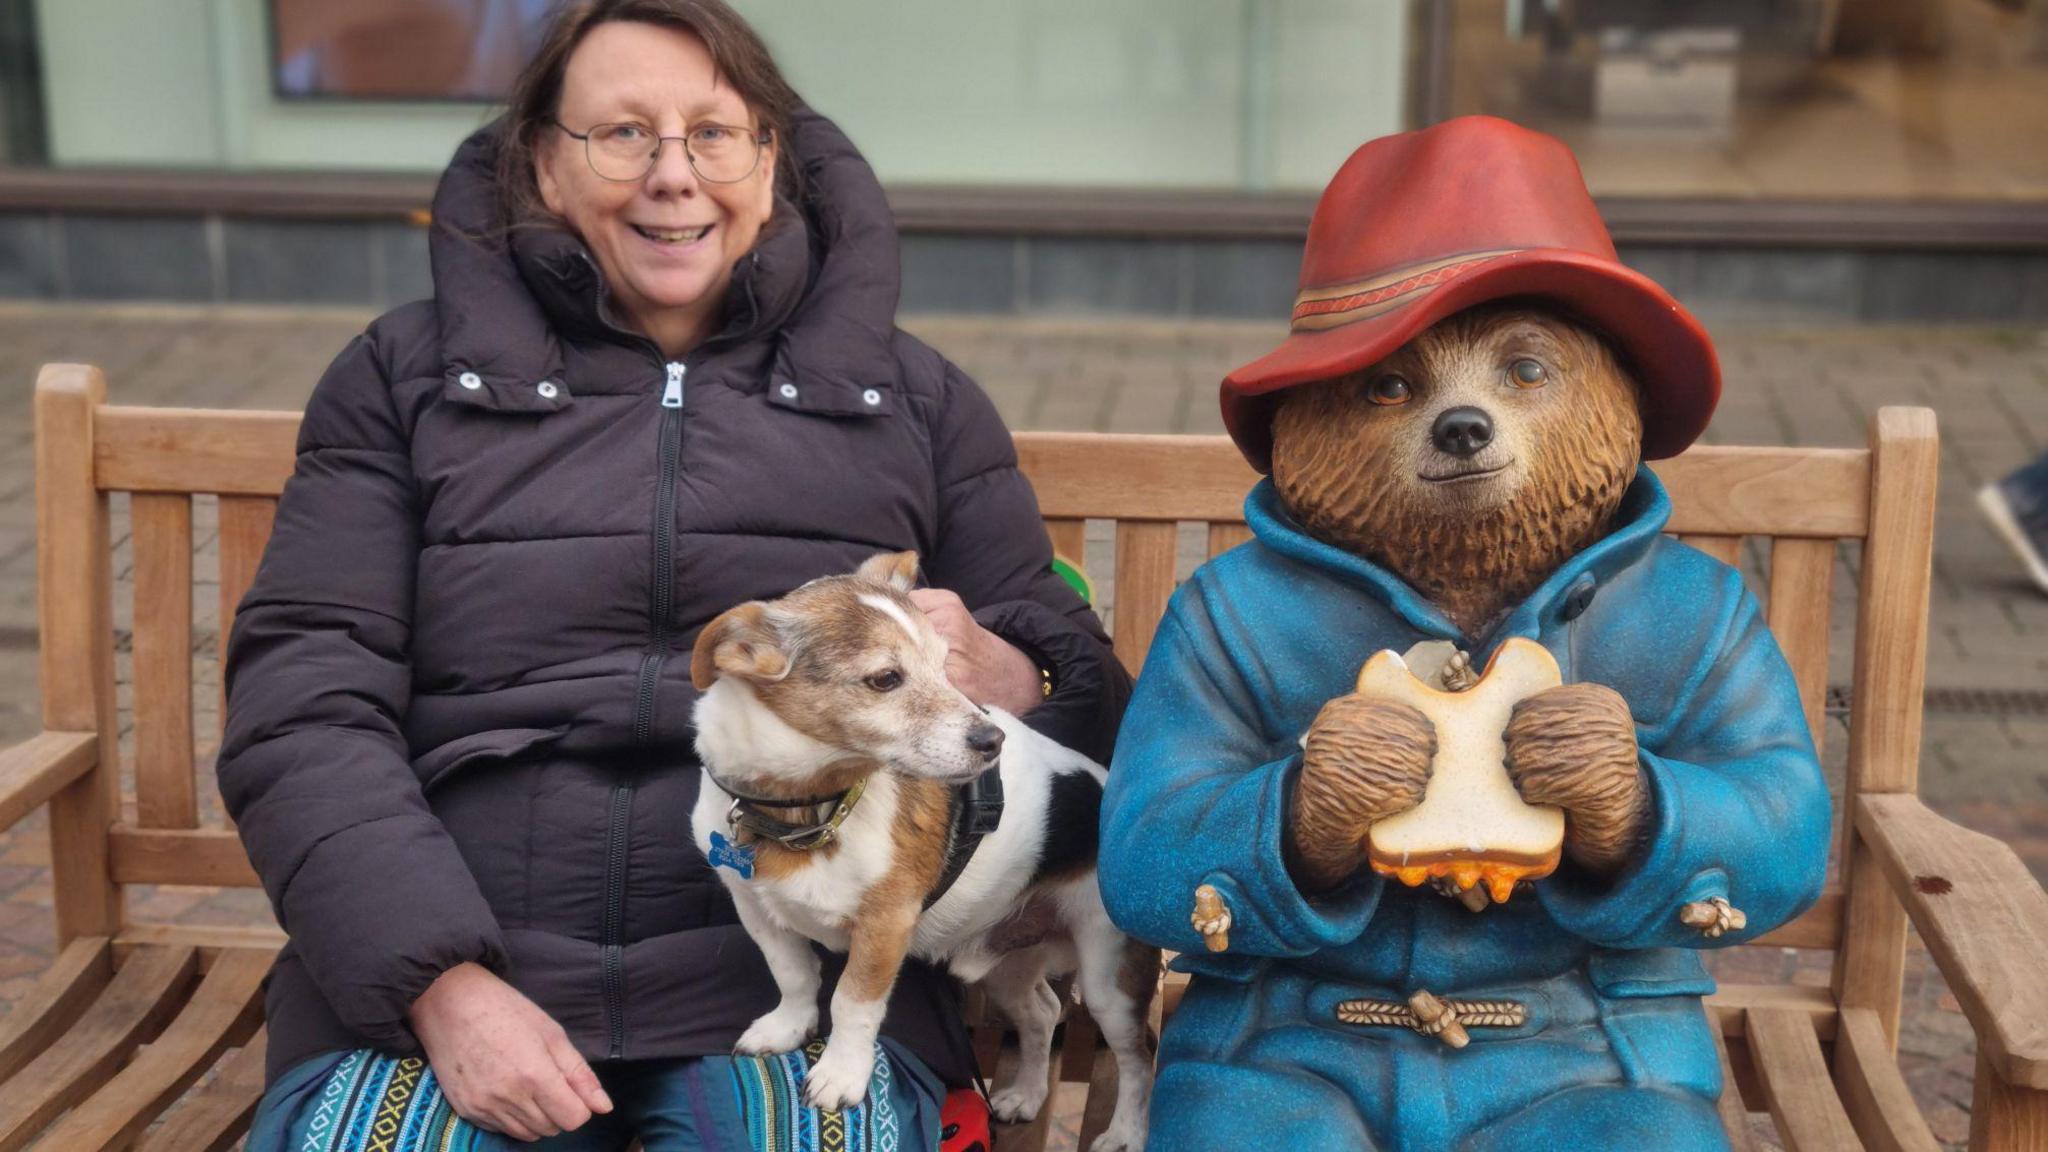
0, 731, 98, 832
1856, 793, 2048, 1089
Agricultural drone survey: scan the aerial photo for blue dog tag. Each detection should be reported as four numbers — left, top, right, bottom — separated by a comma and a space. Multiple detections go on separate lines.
709, 830, 755, 879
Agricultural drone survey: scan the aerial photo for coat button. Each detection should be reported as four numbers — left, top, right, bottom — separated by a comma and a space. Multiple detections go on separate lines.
1561, 577, 1598, 621
862, 388, 882, 407
458, 372, 483, 390
536, 380, 559, 399
778, 382, 799, 400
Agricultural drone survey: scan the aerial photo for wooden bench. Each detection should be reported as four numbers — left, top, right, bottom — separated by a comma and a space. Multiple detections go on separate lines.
3, 363, 2045, 1150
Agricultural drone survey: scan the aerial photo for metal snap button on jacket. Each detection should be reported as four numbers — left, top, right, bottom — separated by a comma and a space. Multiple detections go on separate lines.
537, 380, 559, 399
459, 371, 483, 390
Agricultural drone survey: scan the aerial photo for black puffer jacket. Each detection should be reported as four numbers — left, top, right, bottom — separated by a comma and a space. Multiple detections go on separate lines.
219, 113, 1129, 1087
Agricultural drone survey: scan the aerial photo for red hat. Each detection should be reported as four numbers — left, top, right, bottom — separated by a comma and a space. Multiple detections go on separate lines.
1223, 116, 1719, 472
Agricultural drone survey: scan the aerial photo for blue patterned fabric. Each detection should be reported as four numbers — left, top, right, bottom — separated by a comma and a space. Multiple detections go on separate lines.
246, 1041, 941, 1152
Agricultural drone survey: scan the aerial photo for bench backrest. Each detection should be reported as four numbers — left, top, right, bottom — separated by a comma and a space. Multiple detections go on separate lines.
31, 363, 1938, 1048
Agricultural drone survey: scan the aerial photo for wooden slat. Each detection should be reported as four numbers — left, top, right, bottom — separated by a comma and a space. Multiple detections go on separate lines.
0, 731, 97, 833
1206, 522, 1253, 558
134, 1031, 268, 1152
1059, 1005, 1099, 1083
1075, 1044, 1120, 1150
1653, 446, 1871, 537
33, 948, 270, 1151
132, 493, 197, 828
1857, 794, 2048, 1090
1834, 408, 1939, 1047
1713, 1023, 1763, 1152
0, 936, 114, 1083
1712, 985, 1839, 1040
93, 407, 299, 497
0, 945, 198, 1152
1112, 522, 1177, 674
215, 494, 276, 673
1684, 533, 1746, 566
116, 923, 286, 961
1834, 1007, 1941, 1152
1769, 536, 1838, 755
36, 366, 121, 944
1751, 888, 1844, 951
1017, 434, 1257, 522
110, 827, 263, 888
1971, 1049, 2048, 1152
1045, 518, 1090, 609
989, 1037, 1056, 1152
1746, 1005, 1866, 1152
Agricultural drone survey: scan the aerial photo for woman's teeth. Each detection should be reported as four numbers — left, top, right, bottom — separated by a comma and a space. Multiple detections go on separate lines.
634, 224, 712, 243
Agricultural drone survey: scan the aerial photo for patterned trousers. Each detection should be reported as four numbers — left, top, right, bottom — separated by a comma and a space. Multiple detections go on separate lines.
245, 1040, 945, 1152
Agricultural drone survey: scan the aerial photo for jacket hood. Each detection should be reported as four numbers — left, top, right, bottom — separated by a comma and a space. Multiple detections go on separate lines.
425, 109, 901, 408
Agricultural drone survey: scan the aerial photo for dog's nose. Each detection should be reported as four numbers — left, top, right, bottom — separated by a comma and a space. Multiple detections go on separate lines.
1431, 406, 1494, 458
965, 723, 1005, 760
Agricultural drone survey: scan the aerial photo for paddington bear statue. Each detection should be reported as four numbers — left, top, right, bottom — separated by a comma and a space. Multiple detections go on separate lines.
1098, 116, 1831, 1151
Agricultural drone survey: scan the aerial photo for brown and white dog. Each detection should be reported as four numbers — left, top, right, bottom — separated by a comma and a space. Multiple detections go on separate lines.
688, 552, 1155, 1152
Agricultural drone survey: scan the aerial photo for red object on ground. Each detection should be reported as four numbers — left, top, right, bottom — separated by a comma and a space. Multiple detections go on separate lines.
940, 1088, 991, 1152
1222, 115, 1720, 472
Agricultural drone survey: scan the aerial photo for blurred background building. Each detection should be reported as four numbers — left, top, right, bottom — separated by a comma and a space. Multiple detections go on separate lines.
0, 0, 2044, 321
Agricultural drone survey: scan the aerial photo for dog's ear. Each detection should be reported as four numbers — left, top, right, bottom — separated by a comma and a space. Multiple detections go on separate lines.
690, 603, 790, 690
856, 550, 920, 592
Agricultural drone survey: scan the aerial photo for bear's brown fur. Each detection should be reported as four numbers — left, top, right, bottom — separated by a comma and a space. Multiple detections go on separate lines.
1273, 303, 1653, 886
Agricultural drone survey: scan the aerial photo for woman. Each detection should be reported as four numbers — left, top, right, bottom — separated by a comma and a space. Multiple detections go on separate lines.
219, 2, 1128, 1148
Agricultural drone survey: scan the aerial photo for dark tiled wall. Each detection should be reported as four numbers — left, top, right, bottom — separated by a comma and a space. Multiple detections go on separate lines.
2, 210, 2046, 324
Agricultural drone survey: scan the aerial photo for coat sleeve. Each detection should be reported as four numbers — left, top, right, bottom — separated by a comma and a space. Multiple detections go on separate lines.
218, 334, 506, 1053
1536, 576, 1831, 950
922, 360, 1131, 764
1099, 582, 1383, 957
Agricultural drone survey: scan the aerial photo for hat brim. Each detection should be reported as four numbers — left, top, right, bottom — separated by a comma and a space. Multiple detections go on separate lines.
1222, 248, 1720, 470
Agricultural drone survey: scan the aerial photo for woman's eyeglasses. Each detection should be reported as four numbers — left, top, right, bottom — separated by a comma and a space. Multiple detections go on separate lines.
553, 120, 770, 184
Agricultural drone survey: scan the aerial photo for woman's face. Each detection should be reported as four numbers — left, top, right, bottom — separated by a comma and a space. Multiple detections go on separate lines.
537, 21, 777, 348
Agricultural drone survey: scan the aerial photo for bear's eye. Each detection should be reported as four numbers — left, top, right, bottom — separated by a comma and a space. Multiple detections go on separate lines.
1367, 375, 1412, 406
1509, 358, 1548, 388
864, 669, 903, 692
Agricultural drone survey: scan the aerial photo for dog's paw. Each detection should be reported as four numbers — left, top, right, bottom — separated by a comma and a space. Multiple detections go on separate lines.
735, 1005, 817, 1055
801, 1039, 876, 1112
988, 1081, 1049, 1124
1087, 1116, 1147, 1152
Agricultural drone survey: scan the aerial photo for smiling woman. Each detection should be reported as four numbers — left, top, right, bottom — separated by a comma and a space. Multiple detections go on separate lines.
219, 2, 1130, 1150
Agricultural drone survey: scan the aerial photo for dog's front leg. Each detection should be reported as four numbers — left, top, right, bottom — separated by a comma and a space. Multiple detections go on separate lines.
803, 897, 919, 1111
730, 887, 823, 1055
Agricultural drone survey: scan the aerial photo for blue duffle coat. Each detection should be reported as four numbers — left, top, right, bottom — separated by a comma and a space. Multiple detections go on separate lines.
1100, 471, 1830, 1151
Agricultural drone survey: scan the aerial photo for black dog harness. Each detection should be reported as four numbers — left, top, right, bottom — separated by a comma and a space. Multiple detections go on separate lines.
713, 765, 1004, 907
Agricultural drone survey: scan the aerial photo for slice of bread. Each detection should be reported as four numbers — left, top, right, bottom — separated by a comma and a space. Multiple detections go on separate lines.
1361, 637, 1565, 904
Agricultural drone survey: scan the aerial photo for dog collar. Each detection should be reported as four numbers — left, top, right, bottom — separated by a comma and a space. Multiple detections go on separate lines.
716, 776, 869, 852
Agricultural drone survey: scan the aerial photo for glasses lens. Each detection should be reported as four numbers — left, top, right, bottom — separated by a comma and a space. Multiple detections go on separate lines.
586, 124, 656, 181
686, 124, 760, 183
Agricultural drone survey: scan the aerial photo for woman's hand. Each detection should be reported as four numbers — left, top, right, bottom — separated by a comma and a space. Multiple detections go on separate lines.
909, 588, 1044, 716
408, 963, 613, 1142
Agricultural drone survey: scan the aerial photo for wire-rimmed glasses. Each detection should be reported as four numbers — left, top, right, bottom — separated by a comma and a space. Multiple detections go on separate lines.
553, 120, 770, 184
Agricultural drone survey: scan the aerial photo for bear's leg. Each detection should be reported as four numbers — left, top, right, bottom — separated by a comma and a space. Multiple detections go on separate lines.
1457, 1083, 1731, 1152
1149, 1059, 1379, 1152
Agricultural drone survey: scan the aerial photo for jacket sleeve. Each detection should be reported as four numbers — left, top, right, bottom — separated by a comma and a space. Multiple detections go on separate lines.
218, 334, 506, 1053
922, 360, 1131, 763
1099, 583, 1383, 958
1536, 577, 1831, 949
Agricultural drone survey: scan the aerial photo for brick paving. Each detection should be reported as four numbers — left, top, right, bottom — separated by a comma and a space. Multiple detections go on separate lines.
0, 302, 2044, 1148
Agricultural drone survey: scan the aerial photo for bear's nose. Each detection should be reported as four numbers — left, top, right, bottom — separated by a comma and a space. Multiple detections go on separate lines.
965, 722, 1005, 760
1431, 406, 1494, 458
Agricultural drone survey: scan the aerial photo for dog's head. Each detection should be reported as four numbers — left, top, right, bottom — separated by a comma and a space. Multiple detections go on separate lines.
690, 551, 1004, 789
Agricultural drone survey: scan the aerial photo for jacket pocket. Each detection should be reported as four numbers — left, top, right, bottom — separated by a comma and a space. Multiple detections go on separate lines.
1587, 947, 1717, 999
413, 725, 571, 793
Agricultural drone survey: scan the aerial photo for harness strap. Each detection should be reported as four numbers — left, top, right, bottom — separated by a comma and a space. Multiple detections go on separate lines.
925, 762, 1005, 910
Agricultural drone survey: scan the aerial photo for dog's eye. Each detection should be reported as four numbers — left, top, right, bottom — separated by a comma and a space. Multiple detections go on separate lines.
1367, 375, 1411, 406
1509, 358, 1548, 388
864, 669, 903, 692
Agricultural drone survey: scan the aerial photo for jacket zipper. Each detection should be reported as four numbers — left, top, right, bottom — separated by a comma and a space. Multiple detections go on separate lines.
603, 358, 687, 1060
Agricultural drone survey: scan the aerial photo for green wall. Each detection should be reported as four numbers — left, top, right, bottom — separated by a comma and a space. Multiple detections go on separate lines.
37, 0, 1406, 188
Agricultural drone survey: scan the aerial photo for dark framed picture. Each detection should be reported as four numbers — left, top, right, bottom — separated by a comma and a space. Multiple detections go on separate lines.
270, 0, 557, 102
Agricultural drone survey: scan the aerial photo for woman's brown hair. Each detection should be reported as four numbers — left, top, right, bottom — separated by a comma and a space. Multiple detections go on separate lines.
496, 0, 801, 227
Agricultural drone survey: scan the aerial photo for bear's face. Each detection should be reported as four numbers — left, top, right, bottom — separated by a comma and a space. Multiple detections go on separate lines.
1270, 303, 1643, 636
